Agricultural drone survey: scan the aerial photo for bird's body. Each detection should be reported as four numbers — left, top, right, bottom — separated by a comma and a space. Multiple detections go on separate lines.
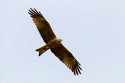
28, 8, 82, 75
47, 38, 62, 48
36, 38, 62, 55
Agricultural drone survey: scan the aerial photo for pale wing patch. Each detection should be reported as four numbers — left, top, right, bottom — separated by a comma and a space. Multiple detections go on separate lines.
32, 17, 45, 29
62, 56, 76, 69
62, 55, 82, 75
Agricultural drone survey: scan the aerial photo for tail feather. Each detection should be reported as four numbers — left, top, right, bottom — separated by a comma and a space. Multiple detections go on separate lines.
36, 45, 49, 56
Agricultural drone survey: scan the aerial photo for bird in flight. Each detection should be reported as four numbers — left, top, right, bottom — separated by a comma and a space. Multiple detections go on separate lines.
28, 8, 82, 75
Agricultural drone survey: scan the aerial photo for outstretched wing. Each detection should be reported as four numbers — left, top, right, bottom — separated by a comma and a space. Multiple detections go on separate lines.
28, 8, 56, 43
51, 44, 82, 75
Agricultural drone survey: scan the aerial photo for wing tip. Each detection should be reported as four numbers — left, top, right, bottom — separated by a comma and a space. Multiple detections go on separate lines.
72, 62, 82, 75
28, 8, 43, 17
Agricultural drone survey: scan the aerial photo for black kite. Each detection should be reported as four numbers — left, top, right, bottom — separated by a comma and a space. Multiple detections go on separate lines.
28, 8, 82, 75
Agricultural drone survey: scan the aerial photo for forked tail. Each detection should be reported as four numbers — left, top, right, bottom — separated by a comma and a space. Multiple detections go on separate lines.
36, 45, 49, 56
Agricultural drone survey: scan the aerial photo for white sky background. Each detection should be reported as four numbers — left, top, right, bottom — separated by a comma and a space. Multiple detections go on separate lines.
0, 0, 125, 83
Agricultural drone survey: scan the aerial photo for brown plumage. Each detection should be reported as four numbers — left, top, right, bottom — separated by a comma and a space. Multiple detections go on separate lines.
28, 8, 82, 75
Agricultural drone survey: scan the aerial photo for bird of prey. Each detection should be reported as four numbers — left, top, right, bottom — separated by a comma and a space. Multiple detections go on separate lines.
28, 8, 82, 75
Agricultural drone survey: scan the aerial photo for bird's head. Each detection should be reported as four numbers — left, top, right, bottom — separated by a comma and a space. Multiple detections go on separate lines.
54, 38, 62, 42
57, 39, 62, 42
59, 39, 62, 42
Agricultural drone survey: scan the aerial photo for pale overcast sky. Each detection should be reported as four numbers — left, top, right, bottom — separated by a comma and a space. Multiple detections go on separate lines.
0, 0, 125, 83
